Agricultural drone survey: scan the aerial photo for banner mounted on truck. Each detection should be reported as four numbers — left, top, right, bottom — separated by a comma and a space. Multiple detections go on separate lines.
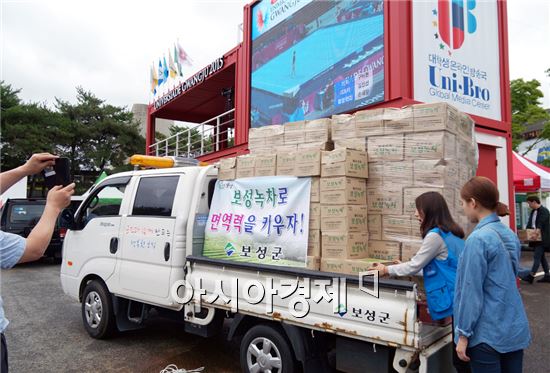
412, 0, 502, 121
204, 177, 311, 267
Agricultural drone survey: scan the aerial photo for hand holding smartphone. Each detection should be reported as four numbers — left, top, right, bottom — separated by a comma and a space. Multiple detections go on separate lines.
43, 157, 71, 188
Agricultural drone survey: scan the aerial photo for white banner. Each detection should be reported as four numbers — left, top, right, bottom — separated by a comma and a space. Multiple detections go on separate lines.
204, 177, 311, 267
413, 0, 502, 121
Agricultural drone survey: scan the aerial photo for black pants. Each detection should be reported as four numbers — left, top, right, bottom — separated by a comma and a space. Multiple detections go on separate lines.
452, 320, 472, 373
531, 244, 549, 275
1, 333, 8, 373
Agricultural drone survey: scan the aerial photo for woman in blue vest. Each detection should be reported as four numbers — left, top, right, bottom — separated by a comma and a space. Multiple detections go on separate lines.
370, 191, 470, 373
455, 177, 530, 372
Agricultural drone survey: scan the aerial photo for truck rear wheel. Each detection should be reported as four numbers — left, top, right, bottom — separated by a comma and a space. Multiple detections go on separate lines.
81, 280, 117, 339
240, 324, 295, 373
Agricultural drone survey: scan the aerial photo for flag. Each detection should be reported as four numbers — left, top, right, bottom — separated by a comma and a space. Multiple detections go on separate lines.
158, 60, 165, 85
168, 51, 178, 79
150, 64, 158, 94
162, 56, 169, 81
177, 41, 192, 66
174, 44, 183, 76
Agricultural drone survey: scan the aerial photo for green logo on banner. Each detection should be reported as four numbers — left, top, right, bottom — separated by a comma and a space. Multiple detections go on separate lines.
224, 242, 236, 256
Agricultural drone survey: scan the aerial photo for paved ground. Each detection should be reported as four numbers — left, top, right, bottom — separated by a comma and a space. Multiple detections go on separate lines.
1, 251, 549, 373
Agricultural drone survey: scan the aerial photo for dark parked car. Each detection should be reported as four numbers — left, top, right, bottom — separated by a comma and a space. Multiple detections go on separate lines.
0, 198, 78, 262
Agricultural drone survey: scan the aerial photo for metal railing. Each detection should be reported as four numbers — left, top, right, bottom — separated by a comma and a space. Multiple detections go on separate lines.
149, 109, 235, 158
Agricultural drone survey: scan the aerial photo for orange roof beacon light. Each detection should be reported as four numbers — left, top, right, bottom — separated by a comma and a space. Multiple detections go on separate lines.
130, 154, 200, 169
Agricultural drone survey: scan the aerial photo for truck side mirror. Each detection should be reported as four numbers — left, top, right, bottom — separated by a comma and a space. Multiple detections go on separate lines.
59, 209, 76, 230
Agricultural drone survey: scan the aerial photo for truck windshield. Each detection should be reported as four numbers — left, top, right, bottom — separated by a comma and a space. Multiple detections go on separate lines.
9, 204, 45, 224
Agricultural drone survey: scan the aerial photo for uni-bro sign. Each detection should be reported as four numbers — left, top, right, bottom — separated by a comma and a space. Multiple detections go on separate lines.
153, 57, 224, 110
413, 0, 502, 121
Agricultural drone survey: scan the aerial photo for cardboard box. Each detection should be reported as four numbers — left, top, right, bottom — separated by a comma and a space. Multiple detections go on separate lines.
331, 114, 356, 140
321, 205, 368, 232
367, 134, 404, 162
254, 154, 277, 177
403, 187, 455, 214
368, 240, 401, 261
284, 131, 306, 145
249, 124, 284, 139
413, 159, 458, 187
383, 107, 414, 134
218, 168, 236, 180
412, 102, 460, 133
410, 218, 422, 238
308, 230, 321, 257
518, 229, 542, 242
367, 163, 384, 186
276, 152, 296, 175
321, 258, 347, 274
367, 188, 403, 215
276, 144, 299, 153
456, 137, 476, 166
457, 112, 475, 141
298, 142, 333, 151
219, 157, 237, 169
320, 177, 367, 205
309, 202, 321, 230
382, 215, 412, 241
310, 177, 320, 203
305, 118, 331, 143
384, 161, 413, 184
306, 256, 321, 271
346, 258, 392, 276
236, 155, 255, 179
248, 136, 267, 150
368, 214, 382, 240
321, 148, 368, 178
295, 149, 321, 176
401, 240, 422, 261
405, 131, 456, 160
334, 138, 366, 151
322, 231, 369, 259
355, 108, 385, 137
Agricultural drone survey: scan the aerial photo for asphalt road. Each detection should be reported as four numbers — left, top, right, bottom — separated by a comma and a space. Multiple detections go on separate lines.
1, 251, 549, 373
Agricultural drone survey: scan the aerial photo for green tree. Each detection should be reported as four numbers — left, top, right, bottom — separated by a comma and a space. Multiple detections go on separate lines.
511, 78, 550, 152
54, 87, 144, 176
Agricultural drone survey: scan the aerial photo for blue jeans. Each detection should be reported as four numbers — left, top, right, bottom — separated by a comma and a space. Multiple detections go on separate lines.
467, 343, 523, 373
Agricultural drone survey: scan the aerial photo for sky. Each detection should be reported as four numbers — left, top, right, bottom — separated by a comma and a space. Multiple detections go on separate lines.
2, 0, 549, 111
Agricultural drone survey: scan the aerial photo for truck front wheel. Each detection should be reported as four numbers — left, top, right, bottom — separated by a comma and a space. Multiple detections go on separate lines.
81, 280, 117, 339
240, 324, 295, 373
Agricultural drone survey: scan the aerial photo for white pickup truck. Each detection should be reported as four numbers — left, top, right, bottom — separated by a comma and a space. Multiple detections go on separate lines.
60, 163, 453, 373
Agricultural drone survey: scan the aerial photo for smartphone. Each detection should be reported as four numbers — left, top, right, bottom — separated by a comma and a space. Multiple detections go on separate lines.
43, 157, 71, 188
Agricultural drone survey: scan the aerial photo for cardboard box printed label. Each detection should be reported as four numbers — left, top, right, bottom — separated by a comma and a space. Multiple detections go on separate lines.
236, 168, 255, 179
320, 177, 367, 205
405, 131, 456, 160
368, 214, 382, 240
331, 114, 356, 140
367, 188, 403, 215
334, 138, 366, 151
305, 118, 331, 143
276, 152, 296, 175
367, 163, 384, 186
310, 177, 320, 203
367, 134, 404, 162
403, 187, 455, 214
254, 154, 277, 177
457, 112, 474, 140
412, 102, 460, 133
321, 258, 347, 273
355, 108, 384, 137
413, 159, 459, 187
309, 202, 321, 230
368, 240, 401, 261
383, 107, 414, 134
295, 149, 321, 177
382, 215, 412, 241
321, 148, 368, 178
321, 231, 369, 259
308, 229, 321, 257
384, 161, 413, 184
321, 205, 368, 232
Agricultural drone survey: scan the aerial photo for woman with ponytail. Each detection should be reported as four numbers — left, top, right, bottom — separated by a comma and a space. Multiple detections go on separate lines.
454, 176, 531, 372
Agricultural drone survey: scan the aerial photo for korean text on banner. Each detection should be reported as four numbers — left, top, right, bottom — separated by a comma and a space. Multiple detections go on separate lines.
204, 177, 312, 267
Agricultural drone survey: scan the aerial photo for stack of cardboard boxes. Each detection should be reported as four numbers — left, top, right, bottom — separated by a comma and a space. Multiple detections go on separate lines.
216, 102, 477, 274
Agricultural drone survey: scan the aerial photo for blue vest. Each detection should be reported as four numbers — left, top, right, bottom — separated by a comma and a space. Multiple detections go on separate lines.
423, 228, 464, 320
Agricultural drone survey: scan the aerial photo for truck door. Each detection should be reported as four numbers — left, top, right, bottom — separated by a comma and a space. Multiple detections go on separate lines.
116, 175, 180, 306
62, 176, 131, 282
